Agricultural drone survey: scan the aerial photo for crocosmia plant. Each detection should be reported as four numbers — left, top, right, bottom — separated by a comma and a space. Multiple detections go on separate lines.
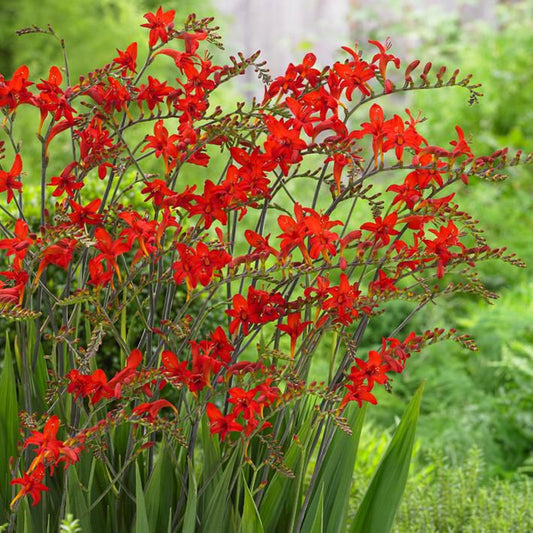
0, 6, 529, 533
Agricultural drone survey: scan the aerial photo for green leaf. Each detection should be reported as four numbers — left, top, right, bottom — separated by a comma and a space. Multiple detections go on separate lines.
0, 332, 19, 515
258, 400, 315, 532
32, 344, 48, 405
65, 466, 92, 533
134, 462, 150, 533
21, 497, 34, 533
167, 510, 173, 533
308, 483, 324, 533
300, 403, 367, 533
241, 474, 265, 533
87, 458, 115, 531
200, 448, 239, 533
145, 443, 177, 533
349, 383, 425, 533
182, 458, 198, 533
200, 416, 222, 476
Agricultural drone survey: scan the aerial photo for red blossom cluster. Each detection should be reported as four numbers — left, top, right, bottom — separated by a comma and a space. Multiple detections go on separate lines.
206, 378, 281, 441
11, 416, 82, 506
1, 6, 521, 510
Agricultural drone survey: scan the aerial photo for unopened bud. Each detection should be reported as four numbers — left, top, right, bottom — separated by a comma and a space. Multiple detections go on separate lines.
404, 60, 420, 79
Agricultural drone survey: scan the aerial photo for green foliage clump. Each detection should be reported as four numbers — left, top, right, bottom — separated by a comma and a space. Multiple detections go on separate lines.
355, 0, 533, 477
369, 280, 533, 474
351, 437, 533, 533
0, 0, 145, 79
412, 1, 533, 153
394, 448, 533, 533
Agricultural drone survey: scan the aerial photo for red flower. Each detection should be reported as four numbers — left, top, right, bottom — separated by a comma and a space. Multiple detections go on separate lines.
226, 287, 286, 336
107, 349, 143, 397
254, 378, 281, 406
352, 350, 391, 388
354, 104, 386, 167
20, 414, 81, 479
277, 313, 312, 358
93, 227, 132, 283
172, 243, 199, 292
10, 464, 48, 508
0, 154, 23, 203
304, 275, 331, 302
285, 96, 319, 137
210, 326, 234, 364
141, 7, 176, 47
119, 210, 157, 264
369, 269, 397, 295
141, 178, 174, 206
0, 268, 28, 305
34, 238, 77, 286
387, 178, 423, 210
0, 65, 33, 113
98, 77, 132, 115
178, 31, 208, 54
118, 211, 157, 254
161, 349, 192, 385
46, 118, 81, 155
155, 48, 197, 79
66, 369, 97, 400
340, 378, 377, 409
76, 118, 116, 178
277, 203, 311, 263
325, 153, 356, 194
369, 39, 401, 88
334, 47, 376, 99
136, 76, 174, 111
322, 273, 361, 325
172, 240, 233, 293
172, 91, 208, 120
206, 403, 243, 442
0, 219, 34, 269
263, 115, 307, 176
423, 221, 465, 278
48, 162, 83, 198
228, 387, 263, 419
113, 42, 138, 76
263, 52, 320, 102
449, 125, 473, 161
304, 209, 342, 261
303, 71, 344, 118
0, 281, 22, 305
162, 185, 196, 214
132, 399, 176, 422
382, 113, 426, 163
226, 293, 251, 336
24, 416, 63, 470
187, 340, 222, 392
244, 230, 278, 264
360, 212, 399, 248
87, 257, 113, 287
142, 120, 179, 174
34, 66, 77, 133
66, 368, 112, 404
188, 180, 229, 228
68, 198, 103, 227
194, 242, 232, 286
229, 146, 276, 189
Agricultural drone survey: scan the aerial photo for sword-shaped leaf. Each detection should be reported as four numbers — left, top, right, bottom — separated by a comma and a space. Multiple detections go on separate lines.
349, 383, 424, 533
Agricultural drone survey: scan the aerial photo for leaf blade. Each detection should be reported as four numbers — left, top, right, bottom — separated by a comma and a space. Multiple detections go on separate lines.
241, 473, 265, 533
300, 403, 367, 533
349, 383, 425, 533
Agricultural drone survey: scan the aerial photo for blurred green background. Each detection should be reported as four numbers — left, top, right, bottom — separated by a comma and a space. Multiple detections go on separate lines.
1, 0, 532, 529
